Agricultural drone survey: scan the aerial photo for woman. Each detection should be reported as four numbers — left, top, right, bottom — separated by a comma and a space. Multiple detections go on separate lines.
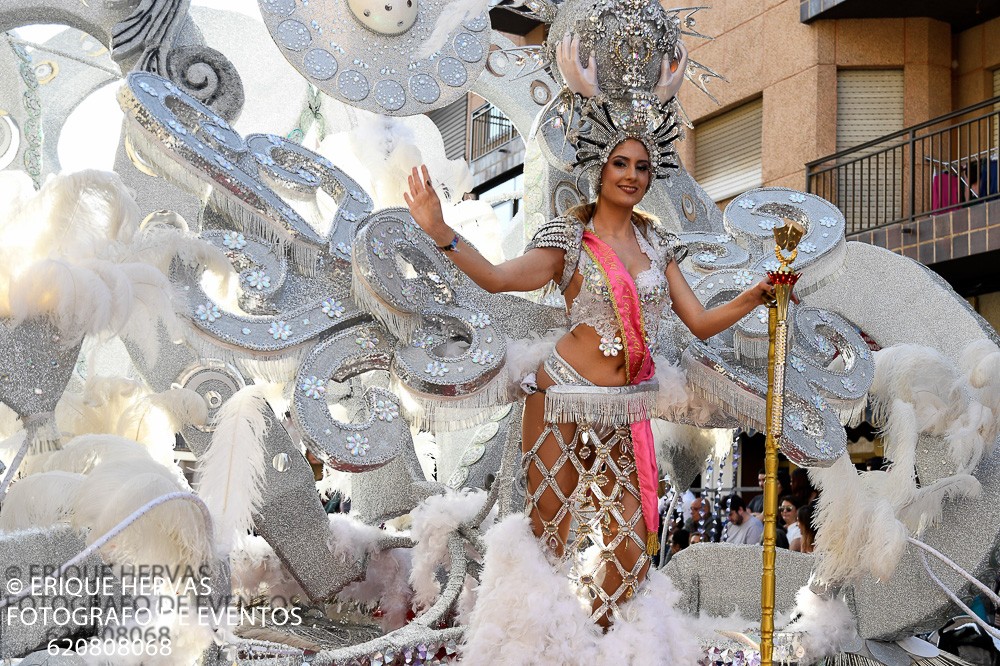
404, 141, 774, 623
798, 503, 816, 554
779, 495, 802, 551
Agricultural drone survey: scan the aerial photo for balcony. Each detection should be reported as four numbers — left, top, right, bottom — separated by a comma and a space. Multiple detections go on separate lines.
469, 102, 524, 188
807, 97, 1000, 234
470, 102, 519, 160
806, 97, 1000, 293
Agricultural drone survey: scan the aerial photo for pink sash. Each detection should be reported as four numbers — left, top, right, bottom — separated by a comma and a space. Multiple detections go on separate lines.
582, 231, 660, 553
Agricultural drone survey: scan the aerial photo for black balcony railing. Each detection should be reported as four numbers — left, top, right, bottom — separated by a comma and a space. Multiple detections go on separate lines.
806, 96, 1000, 235
470, 103, 518, 161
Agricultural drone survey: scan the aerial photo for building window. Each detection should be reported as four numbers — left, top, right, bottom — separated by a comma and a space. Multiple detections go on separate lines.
835, 69, 905, 229
694, 98, 763, 202
836, 70, 905, 152
427, 98, 469, 161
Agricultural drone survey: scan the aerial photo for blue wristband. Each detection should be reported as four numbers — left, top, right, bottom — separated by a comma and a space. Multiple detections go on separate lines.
438, 234, 459, 252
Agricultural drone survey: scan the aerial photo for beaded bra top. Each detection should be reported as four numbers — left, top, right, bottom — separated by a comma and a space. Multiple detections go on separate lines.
526, 216, 688, 356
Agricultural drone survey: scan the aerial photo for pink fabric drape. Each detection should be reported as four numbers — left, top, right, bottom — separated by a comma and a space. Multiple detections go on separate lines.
581, 232, 659, 550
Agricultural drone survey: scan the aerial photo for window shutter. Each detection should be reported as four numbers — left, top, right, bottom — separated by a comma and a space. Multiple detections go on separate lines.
836, 70, 905, 153
835, 70, 905, 230
694, 98, 763, 202
427, 98, 468, 161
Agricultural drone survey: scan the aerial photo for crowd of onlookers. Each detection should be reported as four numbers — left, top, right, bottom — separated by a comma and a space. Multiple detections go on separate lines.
657, 466, 822, 565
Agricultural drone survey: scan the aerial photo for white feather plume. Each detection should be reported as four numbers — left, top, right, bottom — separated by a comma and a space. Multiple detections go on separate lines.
461, 514, 702, 664
0, 422, 26, 461
196, 384, 272, 556
8, 258, 181, 362
809, 456, 907, 583
0, 471, 85, 530
149, 387, 209, 429
70, 457, 212, 569
414, 0, 491, 59
344, 114, 423, 207
44, 434, 154, 475
120, 217, 234, 289
870, 345, 966, 436
409, 489, 490, 611
961, 339, 1000, 456
505, 329, 564, 387
635, 355, 721, 425
54, 380, 206, 466
783, 586, 860, 661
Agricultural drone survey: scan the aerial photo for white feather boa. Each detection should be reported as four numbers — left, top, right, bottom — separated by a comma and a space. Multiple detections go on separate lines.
461, 515, 702, 665
230, 534, 309, 602
339, 548, 414, 631
327, 513, 387, 563
196, 384, 272, 556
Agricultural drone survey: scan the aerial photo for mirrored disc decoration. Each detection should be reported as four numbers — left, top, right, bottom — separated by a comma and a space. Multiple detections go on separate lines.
258, 0, 490, 115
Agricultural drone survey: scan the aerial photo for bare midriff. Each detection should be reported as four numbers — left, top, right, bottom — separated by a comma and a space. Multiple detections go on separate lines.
535, 271, 632, 392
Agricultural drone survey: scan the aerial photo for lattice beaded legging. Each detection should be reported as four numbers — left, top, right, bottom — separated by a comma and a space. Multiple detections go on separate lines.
522, 418, 651, 623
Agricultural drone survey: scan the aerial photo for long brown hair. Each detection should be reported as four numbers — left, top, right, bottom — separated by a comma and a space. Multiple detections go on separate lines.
564, 201, 659, 232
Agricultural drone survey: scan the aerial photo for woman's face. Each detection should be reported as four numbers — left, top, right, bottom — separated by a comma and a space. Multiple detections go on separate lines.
779, 501, 797, 526
598, 139, 651, 208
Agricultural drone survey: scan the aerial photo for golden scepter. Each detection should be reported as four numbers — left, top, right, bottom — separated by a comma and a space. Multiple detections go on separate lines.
759, 217, 804, 666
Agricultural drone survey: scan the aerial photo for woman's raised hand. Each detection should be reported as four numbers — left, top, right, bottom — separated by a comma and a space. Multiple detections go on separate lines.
404, 164, 453, 246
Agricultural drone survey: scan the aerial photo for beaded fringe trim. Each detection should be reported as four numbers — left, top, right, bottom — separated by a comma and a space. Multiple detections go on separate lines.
350, 259, 422, 345
831, 394, 869, 428
823, 652, 973, 666
682, 354, 767, 432
796, 239, 848, 298
732, 333, 769, 368
124, 124, 320, 277
392, 370, 517, 432
543, 382, 658, 426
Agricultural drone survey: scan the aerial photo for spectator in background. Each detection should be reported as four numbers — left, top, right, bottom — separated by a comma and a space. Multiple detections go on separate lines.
748, 467, 766, 519
798, 503, 816, 554
778, 468, 791, 498
684, 494, 721, 542
724, 495, 764, 545
779, 495, 802, 551
790, 468, 817, 507
671, 528, 690, 554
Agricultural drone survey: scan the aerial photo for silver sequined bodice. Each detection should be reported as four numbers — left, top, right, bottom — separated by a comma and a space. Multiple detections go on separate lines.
526, 216, 687, 357
570, 223, 670, 354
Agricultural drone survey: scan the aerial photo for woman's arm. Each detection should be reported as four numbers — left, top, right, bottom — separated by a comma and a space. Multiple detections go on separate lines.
666, 259, 773, 340
403, 165, 563, 294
